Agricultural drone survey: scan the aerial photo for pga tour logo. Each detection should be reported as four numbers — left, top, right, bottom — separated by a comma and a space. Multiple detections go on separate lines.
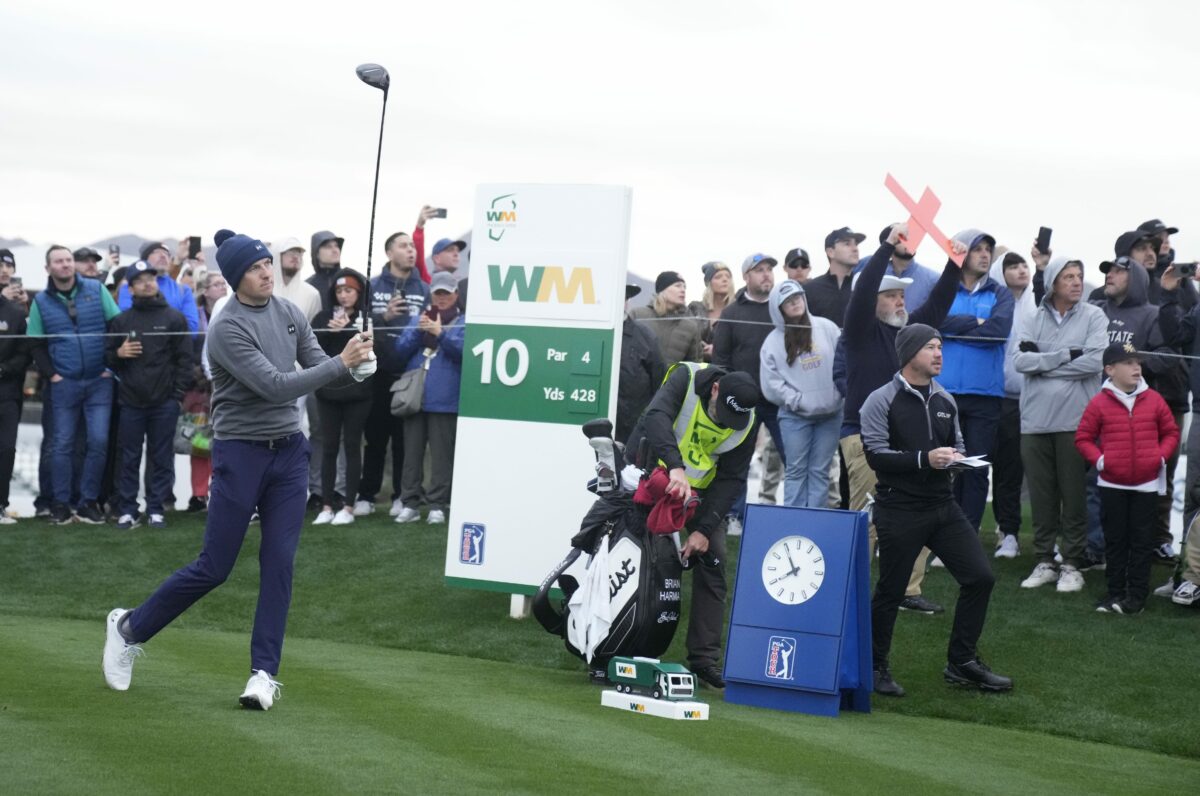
459, 523, 485, 565
765, 636, 797, 681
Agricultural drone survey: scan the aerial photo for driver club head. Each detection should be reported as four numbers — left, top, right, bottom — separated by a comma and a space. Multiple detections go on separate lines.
355, 63, 390, 93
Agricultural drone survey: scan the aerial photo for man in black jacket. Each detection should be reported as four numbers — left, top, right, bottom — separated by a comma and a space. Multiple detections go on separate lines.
0, 287, 29, 523
712, 253, 779, 532
627, 364, 758, 690
616, 285, 665, 444
806, 227, 865, 327
106, 262, 193, 529
307, 230, 344, 313
860, 324, 1009, 696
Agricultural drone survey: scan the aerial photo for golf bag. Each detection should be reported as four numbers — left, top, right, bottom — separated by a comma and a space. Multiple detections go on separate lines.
532, 418, 682, 669
532, 492, 683, 668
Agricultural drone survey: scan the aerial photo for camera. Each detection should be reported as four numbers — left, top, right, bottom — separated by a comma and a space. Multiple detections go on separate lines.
1178, 262, 1198, 278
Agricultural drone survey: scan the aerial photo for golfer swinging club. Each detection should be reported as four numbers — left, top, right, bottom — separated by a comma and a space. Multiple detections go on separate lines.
102, 229, 376, 709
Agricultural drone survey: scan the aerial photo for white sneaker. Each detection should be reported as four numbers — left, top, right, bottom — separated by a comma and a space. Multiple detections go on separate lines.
1153, 579, 1177, 598
1172, 580, 1200, 606
1056, 565, 1085, 593
313, 509, 335, 525
0, 514, 16, 525
102, 608, 144, 691
994, 535, 1019, 559
331, 508, 355, 526
389, 498, 405, 517
1021, 562, 1059, 589
930, 557, 945, 568
725, 516, 743, 537
395, 507, 421, 524
239, 669, 281, 711
427, 509, 446, 524
352, 499, 374, 516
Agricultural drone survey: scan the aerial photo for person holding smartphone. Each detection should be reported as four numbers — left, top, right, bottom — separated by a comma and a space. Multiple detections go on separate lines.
310, 269, 375, 525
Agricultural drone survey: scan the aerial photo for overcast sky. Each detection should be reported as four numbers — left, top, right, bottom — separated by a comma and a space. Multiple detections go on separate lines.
3, 0, 1199, 287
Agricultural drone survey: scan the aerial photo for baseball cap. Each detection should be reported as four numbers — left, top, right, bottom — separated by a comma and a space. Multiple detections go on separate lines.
1114, 230, 1157, 259
273, 236, 306, 254
1103, 341, 1142, 367
777, 279, 806, 303
824, 227, 867, 249
741, 253, 778, 274
126, 260, 157, 284
432, 238, 467, 257
1138, 219, 1179, 237
430, 271, 459, 293
714, 371, 759, 430
784, 248, 810, 268
139, 241, 168, 261
0, 248, 13, 267
73, 247, 103, 262
851, 271, 914, 293
1099, 256, 1133, 274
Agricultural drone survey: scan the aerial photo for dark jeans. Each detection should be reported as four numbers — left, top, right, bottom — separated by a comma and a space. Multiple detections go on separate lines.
685, 513, 729, 670
125, 434, 310, 675
49, 376, 113, 507
989, 397, 1022, 537
358, 377, 404, 502
872, 501, 995, 667
1100, 487, 1157, 609
730, 400, 785, 520
317, 397, 372, 510
0, 398, 20, 508
951, 394, 1001, 532
116, 401, 179, 517
36, 387, 81, 510
400, 411, 457, 511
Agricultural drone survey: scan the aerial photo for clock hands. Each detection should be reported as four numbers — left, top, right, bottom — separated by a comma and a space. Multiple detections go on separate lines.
784, 547, 802, 580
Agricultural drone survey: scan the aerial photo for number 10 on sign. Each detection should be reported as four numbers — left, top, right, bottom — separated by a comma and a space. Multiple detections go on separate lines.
472, 338, 530, 386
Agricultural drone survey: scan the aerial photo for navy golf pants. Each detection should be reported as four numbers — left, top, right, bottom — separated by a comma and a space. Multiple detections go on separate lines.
125, 433, 310, 675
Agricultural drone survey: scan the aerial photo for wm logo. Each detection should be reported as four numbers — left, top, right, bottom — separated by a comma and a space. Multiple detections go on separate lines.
488, 265, 596, 304
683, 710, 700, 719
486, 210, 517, 223
629, 702, 645, 712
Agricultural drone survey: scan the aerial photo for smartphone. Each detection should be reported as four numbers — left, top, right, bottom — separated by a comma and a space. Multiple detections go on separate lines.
1036, 227, 1053, 255
128, 330, 137, 341
10, 276, 22, 289
433, 208, 448, 219
333, 306, 346, 321
109, 244, 120, 257
188, 236, 202, 259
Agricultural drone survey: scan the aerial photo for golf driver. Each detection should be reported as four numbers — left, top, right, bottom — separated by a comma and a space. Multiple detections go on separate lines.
353, 62, 389, 371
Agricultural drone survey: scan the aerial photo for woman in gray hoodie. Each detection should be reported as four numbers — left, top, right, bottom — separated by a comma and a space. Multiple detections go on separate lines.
760, 280, 843, 507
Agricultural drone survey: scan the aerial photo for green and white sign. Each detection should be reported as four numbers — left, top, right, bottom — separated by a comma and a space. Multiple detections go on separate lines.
446, 184, 632, 597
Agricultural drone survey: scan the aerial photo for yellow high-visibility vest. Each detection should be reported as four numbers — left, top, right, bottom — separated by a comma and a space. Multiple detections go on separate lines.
660, 362, 756, 488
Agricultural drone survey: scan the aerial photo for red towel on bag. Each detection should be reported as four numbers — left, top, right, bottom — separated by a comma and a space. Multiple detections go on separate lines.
633, 467, 698, 534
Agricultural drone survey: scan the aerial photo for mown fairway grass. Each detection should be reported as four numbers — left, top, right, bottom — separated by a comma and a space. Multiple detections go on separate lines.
1, 510, 1197, 794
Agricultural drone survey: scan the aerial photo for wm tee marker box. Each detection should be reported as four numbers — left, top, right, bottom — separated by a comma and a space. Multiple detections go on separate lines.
600, 690, 709, 720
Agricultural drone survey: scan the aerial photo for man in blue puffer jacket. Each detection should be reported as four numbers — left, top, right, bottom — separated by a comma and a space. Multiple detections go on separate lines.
392, 272, 466, 525
28, 245, 123, 524
937, 229, 1013, 534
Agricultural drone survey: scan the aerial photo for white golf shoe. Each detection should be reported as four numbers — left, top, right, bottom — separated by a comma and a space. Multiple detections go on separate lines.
427, 509, 446, 524
1020, 562, 1058, 589
313, 509, 335, 525
1056, 565, 1085, 593
352, 499, 374, 516
331, 508, 355, 526
102, 608, 144, 691
389, 498, 405, 517
239, 669, 282, 711
395, 507, 421, 524
994, 535, 1019, 559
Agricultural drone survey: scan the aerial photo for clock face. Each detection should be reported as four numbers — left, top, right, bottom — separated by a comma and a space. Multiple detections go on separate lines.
761, 535, 825, 605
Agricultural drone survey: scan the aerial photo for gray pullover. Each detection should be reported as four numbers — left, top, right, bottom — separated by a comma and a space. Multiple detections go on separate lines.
207, 295, 349, 440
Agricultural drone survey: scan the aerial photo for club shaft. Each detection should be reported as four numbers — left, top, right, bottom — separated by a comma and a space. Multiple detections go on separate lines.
363, 90, 387, 331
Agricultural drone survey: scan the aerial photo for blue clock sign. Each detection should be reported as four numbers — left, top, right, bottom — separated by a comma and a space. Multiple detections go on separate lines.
723, 504, 872, 717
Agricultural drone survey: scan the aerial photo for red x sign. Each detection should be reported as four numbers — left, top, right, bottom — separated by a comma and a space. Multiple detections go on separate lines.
884, 173, 963, 267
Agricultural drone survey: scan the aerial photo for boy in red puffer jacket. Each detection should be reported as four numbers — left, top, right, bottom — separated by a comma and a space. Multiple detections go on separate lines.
1075, 342, 1179, 615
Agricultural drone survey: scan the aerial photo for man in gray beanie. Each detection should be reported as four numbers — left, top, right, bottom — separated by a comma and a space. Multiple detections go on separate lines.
102, 229, 377, 711
859, 323, 1011, 697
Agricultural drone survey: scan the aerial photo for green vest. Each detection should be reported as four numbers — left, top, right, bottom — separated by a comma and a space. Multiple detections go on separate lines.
660, 362, 755, 488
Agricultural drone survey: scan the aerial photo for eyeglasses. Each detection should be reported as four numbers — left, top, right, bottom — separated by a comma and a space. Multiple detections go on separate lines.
786, 262, 811, 270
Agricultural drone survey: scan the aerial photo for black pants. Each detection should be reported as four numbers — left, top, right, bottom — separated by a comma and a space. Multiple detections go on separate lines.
872, 501, 995, 668
0, 398, 20, 508
685, 517, 729, 670
116, 401, 179, 516
358, 377, 403, 502
317, 397, 372, 510
990, 397, 1023, 537
951, 394, 1001, 532
1100, 487, 1157, 609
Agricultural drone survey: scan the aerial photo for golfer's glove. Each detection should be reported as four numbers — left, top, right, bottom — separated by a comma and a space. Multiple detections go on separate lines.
350, 355, 377, 382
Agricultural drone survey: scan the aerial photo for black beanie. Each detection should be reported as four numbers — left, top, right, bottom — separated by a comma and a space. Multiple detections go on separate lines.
655, 271, 684, 294
895, 323, 941, 368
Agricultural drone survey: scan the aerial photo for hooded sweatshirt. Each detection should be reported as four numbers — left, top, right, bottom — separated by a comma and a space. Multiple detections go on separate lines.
105, 292, 193, 407
1013, 256, 1109, 433
306, 230, 343, 312
311, 268, 374, 402
272, 250, 322, 322
1088, 260, 1174, 380
936, 229, 1013, 398
987, 256, 1037, 398
759, 283, 843, 417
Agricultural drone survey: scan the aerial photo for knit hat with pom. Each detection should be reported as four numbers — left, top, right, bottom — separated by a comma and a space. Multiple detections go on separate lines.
214, 229, 271, 291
